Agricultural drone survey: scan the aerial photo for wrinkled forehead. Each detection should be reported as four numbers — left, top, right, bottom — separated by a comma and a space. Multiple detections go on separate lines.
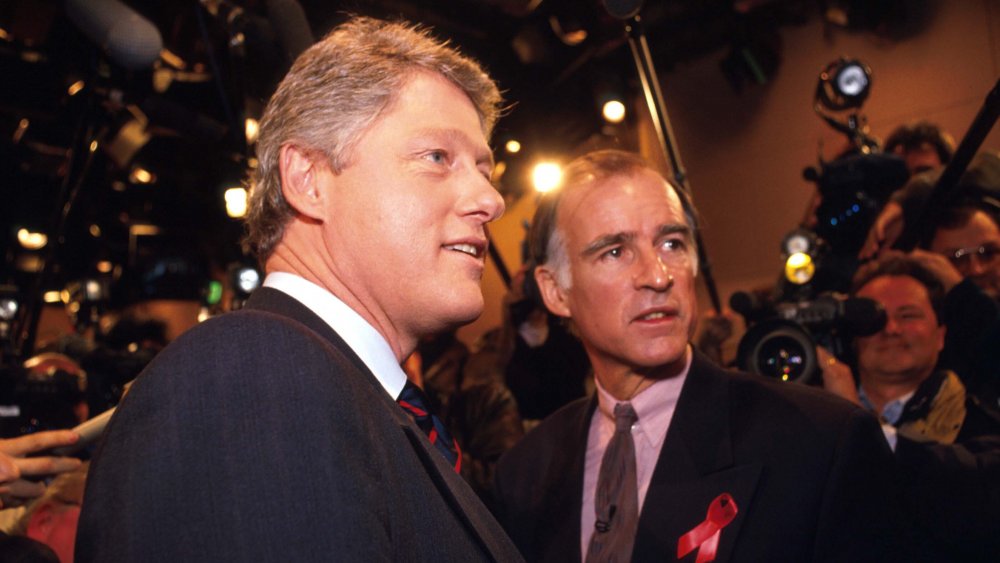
559, 169, 687, 227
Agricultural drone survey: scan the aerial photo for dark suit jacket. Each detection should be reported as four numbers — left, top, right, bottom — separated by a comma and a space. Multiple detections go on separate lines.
76, 288, 523, 562
493, 352, 909, 562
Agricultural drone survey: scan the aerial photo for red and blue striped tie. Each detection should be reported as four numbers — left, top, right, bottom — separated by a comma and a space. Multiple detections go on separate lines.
397, 380, 462, 473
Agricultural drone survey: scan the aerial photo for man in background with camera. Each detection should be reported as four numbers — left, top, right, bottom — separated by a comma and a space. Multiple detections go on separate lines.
493, 149, 908, 562
819, 252, 1000, 559
76, 16, 522, 561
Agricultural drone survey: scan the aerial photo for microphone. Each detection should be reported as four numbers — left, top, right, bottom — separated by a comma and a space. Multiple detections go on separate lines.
65, 0, 163, 70
265, 0, 314, 63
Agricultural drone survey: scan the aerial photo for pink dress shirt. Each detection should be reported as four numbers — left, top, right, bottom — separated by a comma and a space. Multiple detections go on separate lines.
580, 348, 692, 559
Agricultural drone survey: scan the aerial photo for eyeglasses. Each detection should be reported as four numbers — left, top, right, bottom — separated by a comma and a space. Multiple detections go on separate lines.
948, 244, 1000, 270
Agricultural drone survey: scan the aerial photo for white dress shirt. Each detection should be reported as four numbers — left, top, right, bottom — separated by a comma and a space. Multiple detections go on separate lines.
580, 347, 692, 558
263, 272, 407, 400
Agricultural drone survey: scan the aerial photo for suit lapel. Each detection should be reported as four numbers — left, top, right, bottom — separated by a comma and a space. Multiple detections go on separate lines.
633, 353, 760, 563
245, 287, 515, 562
535, 397, 596, 563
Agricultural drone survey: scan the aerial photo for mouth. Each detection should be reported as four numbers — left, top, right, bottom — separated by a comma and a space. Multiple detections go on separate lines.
443, 240, 486, 260
633, 308, 679, 323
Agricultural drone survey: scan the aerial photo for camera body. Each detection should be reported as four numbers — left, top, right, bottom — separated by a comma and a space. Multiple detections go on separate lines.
734, 292, 885, 385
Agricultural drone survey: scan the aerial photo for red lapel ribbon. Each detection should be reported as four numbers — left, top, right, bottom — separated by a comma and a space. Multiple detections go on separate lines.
676, 493, 738, 562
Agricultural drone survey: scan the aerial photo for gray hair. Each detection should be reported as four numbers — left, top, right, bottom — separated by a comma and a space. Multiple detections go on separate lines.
243, 17, 502, 262
528, 149, 700, 288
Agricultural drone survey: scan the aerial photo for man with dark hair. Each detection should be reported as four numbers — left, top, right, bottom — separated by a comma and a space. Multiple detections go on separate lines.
883, 120, 954, 174
820, 252, 1000, 559
494, 149, 907, 562
77, 17, 522, 561
929, 202, 1000, 299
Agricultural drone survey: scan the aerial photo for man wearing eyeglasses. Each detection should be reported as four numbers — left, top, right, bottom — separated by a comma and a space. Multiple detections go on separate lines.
929, 202, 1000, 299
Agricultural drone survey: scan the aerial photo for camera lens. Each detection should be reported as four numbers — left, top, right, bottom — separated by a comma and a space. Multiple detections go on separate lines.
757, 334, 809, 381
737, 319, 819, 384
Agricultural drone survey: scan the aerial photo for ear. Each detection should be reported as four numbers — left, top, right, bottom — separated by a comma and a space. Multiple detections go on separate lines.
534, 265, 572, 319
278, 144, 328, 222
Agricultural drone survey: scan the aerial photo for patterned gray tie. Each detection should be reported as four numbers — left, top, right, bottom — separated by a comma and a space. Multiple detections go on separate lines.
586, 402, 640, 563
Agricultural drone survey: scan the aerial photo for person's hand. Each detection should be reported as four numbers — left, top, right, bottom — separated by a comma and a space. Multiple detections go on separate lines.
859, 201, 904, 260
907, 248, 963, 292
817, 347, 861, 406
0, 430, 82, 509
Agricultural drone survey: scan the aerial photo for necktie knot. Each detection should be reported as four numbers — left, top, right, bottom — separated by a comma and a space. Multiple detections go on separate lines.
614, 402, 638, 433
398, 380, 462, 473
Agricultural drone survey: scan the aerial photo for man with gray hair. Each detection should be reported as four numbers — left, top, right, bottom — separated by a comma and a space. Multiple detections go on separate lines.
77, 17, 521, 561
493, 149, 909, 562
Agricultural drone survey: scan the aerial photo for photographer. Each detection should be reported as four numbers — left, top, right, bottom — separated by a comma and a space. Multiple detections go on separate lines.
820, 252, 1000, 559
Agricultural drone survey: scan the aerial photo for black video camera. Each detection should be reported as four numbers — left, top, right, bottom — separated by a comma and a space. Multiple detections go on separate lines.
733, 291, 885, 384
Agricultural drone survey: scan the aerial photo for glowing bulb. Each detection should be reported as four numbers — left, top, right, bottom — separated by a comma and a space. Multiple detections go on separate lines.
532, 162, 563, 193
129, 166, 155, 184
784, 252, 816, 285
505, 140, 521, 154
245, 118, 259, 144
225, 186, 248, 218
602, 100, 626, 123
67, 80, 85, 96
17, 228, 47, 250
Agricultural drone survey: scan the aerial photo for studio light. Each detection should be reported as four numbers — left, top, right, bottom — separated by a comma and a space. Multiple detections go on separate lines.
781, 228, 819, 256
245, 118, 259, 144
602, 100, 626, 124
0, 291, 19, 322
237, 268, 260, 295
815, 58, 872, 112
784, 252, 816, 285
225, 186, 248, 218
17, 228, 47, 250
532, 162, 562, 193
129, 165, 156, 185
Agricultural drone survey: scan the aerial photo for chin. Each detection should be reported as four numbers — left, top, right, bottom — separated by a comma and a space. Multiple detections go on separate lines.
632, 344, 688, 370
442, 296, 485, 326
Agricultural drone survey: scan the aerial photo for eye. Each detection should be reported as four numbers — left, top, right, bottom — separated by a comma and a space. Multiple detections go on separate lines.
661, 237, 687, 252
423, 150, 448, 165
601, 246, 623, 260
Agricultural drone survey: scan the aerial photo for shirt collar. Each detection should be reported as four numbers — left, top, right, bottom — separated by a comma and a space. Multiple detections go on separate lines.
262, 272, 407, 399
858, 386, 916, 426
594, 346, 692, 451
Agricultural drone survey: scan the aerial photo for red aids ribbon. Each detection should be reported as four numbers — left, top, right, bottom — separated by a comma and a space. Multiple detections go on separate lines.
677, 493, 738, 563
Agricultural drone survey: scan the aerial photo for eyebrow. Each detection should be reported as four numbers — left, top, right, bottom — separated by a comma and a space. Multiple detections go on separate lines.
658, 223, 692, 240
580, 223, 691, 258
582, 232, 634, 258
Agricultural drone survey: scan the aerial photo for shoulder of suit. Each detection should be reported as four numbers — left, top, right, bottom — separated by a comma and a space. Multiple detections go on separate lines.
502, 396, 592, 457
131, 308, 359, 398
692, 355, 873, 432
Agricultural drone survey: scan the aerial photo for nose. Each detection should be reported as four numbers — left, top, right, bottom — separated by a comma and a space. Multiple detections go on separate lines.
634, 248, 673, 291
462, 173, 505, 224
882, 315, 901, 336
966, 254, 988, 276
